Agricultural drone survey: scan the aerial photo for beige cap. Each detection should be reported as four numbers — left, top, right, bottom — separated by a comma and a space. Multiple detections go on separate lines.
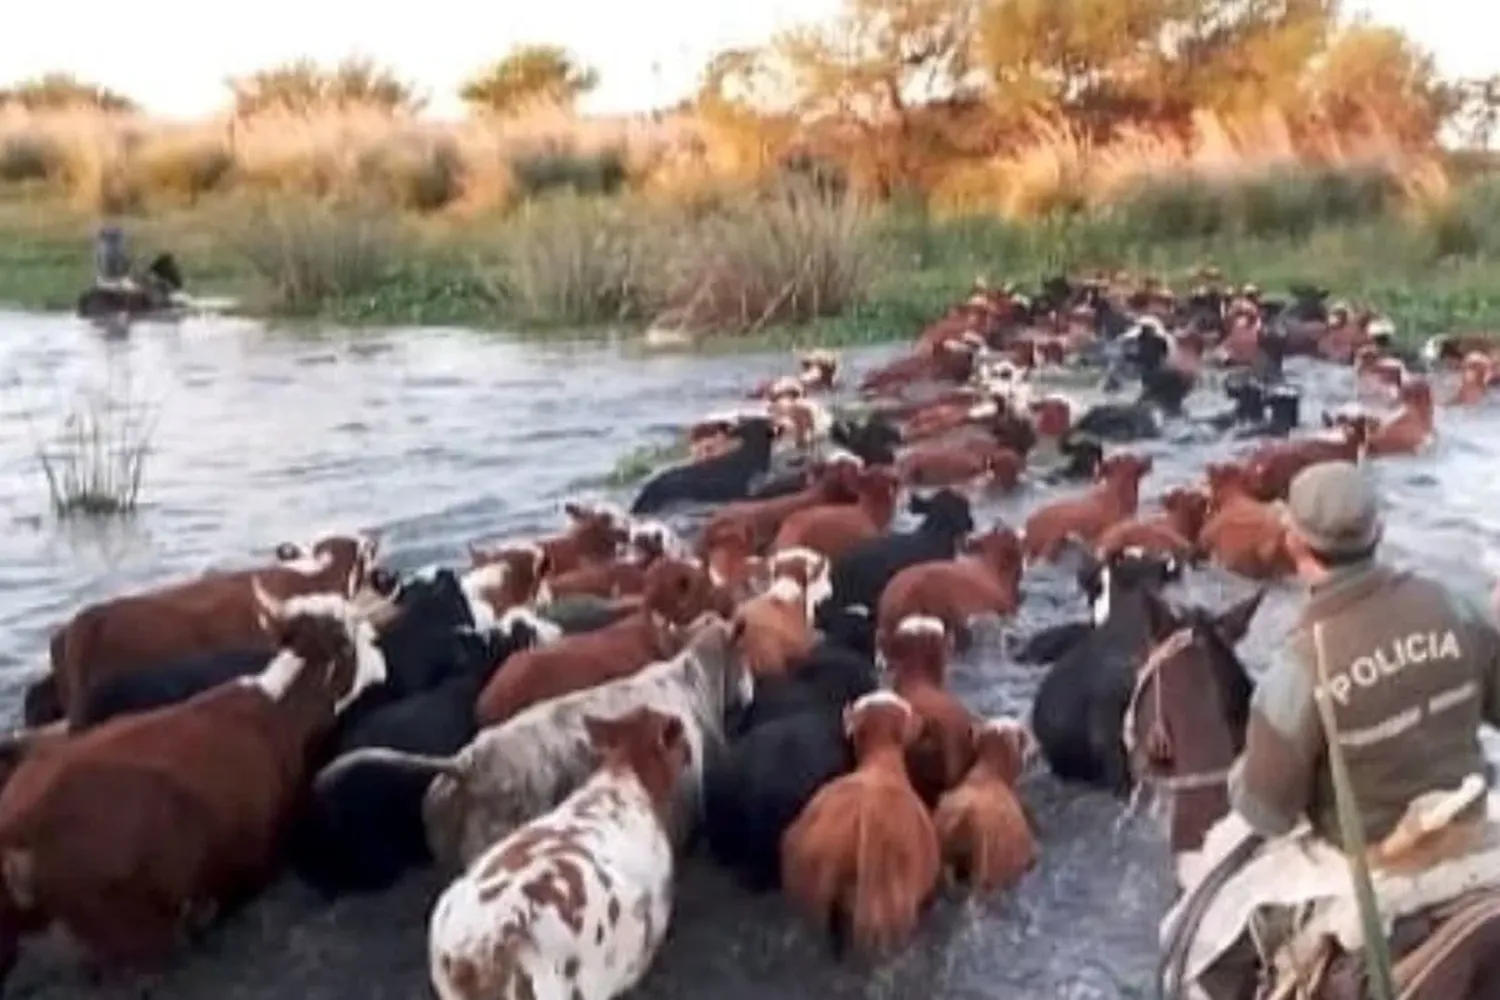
1286, 461, 1382, 557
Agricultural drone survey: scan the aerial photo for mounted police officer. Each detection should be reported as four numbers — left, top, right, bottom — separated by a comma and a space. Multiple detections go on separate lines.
1169, 460, 1500, 1000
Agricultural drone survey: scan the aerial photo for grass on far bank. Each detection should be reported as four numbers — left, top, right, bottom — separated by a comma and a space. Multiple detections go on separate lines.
5, 163, 1500, 349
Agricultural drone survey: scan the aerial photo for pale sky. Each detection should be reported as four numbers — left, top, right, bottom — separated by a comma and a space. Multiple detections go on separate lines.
0, 0, 1488, 119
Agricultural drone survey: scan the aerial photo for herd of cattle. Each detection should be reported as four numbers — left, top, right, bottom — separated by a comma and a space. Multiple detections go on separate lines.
1, 272, 1499, 998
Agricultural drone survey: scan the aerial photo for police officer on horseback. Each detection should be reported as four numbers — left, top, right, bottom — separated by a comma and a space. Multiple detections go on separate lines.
1170, 461, 1500, 1000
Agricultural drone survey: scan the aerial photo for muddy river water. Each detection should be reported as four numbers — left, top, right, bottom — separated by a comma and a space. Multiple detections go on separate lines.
0, 310, 1498, 999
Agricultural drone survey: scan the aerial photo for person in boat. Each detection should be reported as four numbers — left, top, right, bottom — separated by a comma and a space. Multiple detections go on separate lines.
77, 224, 187, 318
93, 224, 132, 289
1171, 461, 1500, 1000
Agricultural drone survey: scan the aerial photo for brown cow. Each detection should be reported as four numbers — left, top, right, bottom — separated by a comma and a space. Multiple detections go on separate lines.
772, 466, 901, 560
858, 337, 982, 398
877, 526, 1023, 649
535, 517, 683, 604
896, 439, 1024, 491
899, 392, 997, 443
30, 531, 379, 728
474, 559, 728, 727
1450, 353, 1497, 405
1367, 378, 1437, 456
781, 690, 940, 957
698, 519, 761, 598
1020, 453, 1153, 562
0, 583, 386, 982
1095, 486, 1209, 562
687, 414, 743, 462
880, 616, 977, 807
933, 717, 1038, 894
1198, 463, 1293, 580
1354, 345, 1409, 401
460, 543, 551, 624
730, 564, 818, 680
533, 503, 630, 578
1026, 394, 1074, 440
1239, 419, 1366, 502
698, 459, 862, 556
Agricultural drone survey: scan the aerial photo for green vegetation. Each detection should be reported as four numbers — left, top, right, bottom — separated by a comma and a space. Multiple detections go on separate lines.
5, 0, 1500, 344
5, 169, 1500, 347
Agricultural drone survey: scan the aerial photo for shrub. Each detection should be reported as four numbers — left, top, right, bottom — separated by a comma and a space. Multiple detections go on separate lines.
131, 127, 235, 203
508, 148, 628, 199
650, 181, 881, 335
226, 197, 402, 310
0, 130, 59, 182
476, 193, 656, 326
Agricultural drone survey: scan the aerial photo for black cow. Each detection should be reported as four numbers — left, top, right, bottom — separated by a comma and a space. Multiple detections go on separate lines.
74, 566, 485, 733
1030, 548, 1187, 793
704, 630, 877, 891
289, 615, 541, 897
821, 488, 974, 613
630, 416, 781, 514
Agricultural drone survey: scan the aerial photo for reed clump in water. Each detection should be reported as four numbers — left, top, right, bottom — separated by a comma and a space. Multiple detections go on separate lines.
33, 388, 158, 519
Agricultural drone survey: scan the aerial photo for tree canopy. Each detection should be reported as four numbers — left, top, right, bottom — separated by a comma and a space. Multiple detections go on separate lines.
0, 73, 137, 113
459, 45, 600, 115
227, 56, 425, 117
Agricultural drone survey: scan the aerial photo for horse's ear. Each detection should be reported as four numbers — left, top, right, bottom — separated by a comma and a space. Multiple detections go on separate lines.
1071, 546, 1103, 594
1142, 587, 1180, 643
1216, 588, 1267, 646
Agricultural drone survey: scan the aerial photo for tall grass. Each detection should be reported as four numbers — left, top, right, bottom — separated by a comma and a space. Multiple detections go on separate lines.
0, 104, 1443, 223
0, 106, 700, 215
651, 182, 881, 335
225, 197, 403, 310
32, 387, 158, 518
470, 182, 881, 333
477, 194, 656, 326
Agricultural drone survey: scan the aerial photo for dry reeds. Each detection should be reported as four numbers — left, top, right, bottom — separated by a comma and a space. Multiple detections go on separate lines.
0, 105, 704, 216
224, 196, 403, 310
651, 181, 880, 335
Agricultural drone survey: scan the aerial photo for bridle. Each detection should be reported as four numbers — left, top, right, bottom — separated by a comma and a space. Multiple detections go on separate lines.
1122, 626, 1235, 801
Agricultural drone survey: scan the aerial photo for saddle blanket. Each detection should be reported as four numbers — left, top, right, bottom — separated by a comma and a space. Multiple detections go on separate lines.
1162, 791, 1500, 997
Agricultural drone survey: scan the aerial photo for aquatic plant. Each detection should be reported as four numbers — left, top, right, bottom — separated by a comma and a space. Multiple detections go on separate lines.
32, 386, 158, 519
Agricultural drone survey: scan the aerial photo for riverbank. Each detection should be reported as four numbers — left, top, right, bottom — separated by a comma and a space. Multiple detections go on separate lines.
5, 169, 1500, 348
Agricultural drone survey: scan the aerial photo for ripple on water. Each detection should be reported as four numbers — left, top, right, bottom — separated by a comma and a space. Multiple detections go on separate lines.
1, 317, 1499, 999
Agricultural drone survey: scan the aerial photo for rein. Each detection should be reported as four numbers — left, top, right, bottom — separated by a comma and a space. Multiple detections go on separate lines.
1119, 626, 1235, 833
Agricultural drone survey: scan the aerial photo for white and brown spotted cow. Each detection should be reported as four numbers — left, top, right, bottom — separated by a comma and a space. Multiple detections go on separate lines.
427, 706, 688, 1000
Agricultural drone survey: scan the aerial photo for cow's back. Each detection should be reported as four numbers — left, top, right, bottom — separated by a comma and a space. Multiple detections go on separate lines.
53, 573, 275, 723
427, 660, 712, 868
0, 689, 296, 906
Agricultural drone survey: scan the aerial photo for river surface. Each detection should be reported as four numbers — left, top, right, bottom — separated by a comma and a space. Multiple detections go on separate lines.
1, 309, 1499, 1000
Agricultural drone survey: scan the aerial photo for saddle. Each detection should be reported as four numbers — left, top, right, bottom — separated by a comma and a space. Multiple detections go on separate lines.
1312, 889, 1500, 1000
1270, 777, 1500, 1000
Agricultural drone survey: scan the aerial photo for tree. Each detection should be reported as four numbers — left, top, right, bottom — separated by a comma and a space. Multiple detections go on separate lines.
1451, 76, 1500, 150
227, 56, 425, 116
973, 0, 1338, 134
0, 73, 137, 113
459, 45, 600, 115
768, 0, 987, 193
1308, 23, 1458, 146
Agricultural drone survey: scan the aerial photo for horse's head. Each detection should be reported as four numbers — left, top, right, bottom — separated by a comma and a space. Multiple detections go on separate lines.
1122, 588, 1266, 854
